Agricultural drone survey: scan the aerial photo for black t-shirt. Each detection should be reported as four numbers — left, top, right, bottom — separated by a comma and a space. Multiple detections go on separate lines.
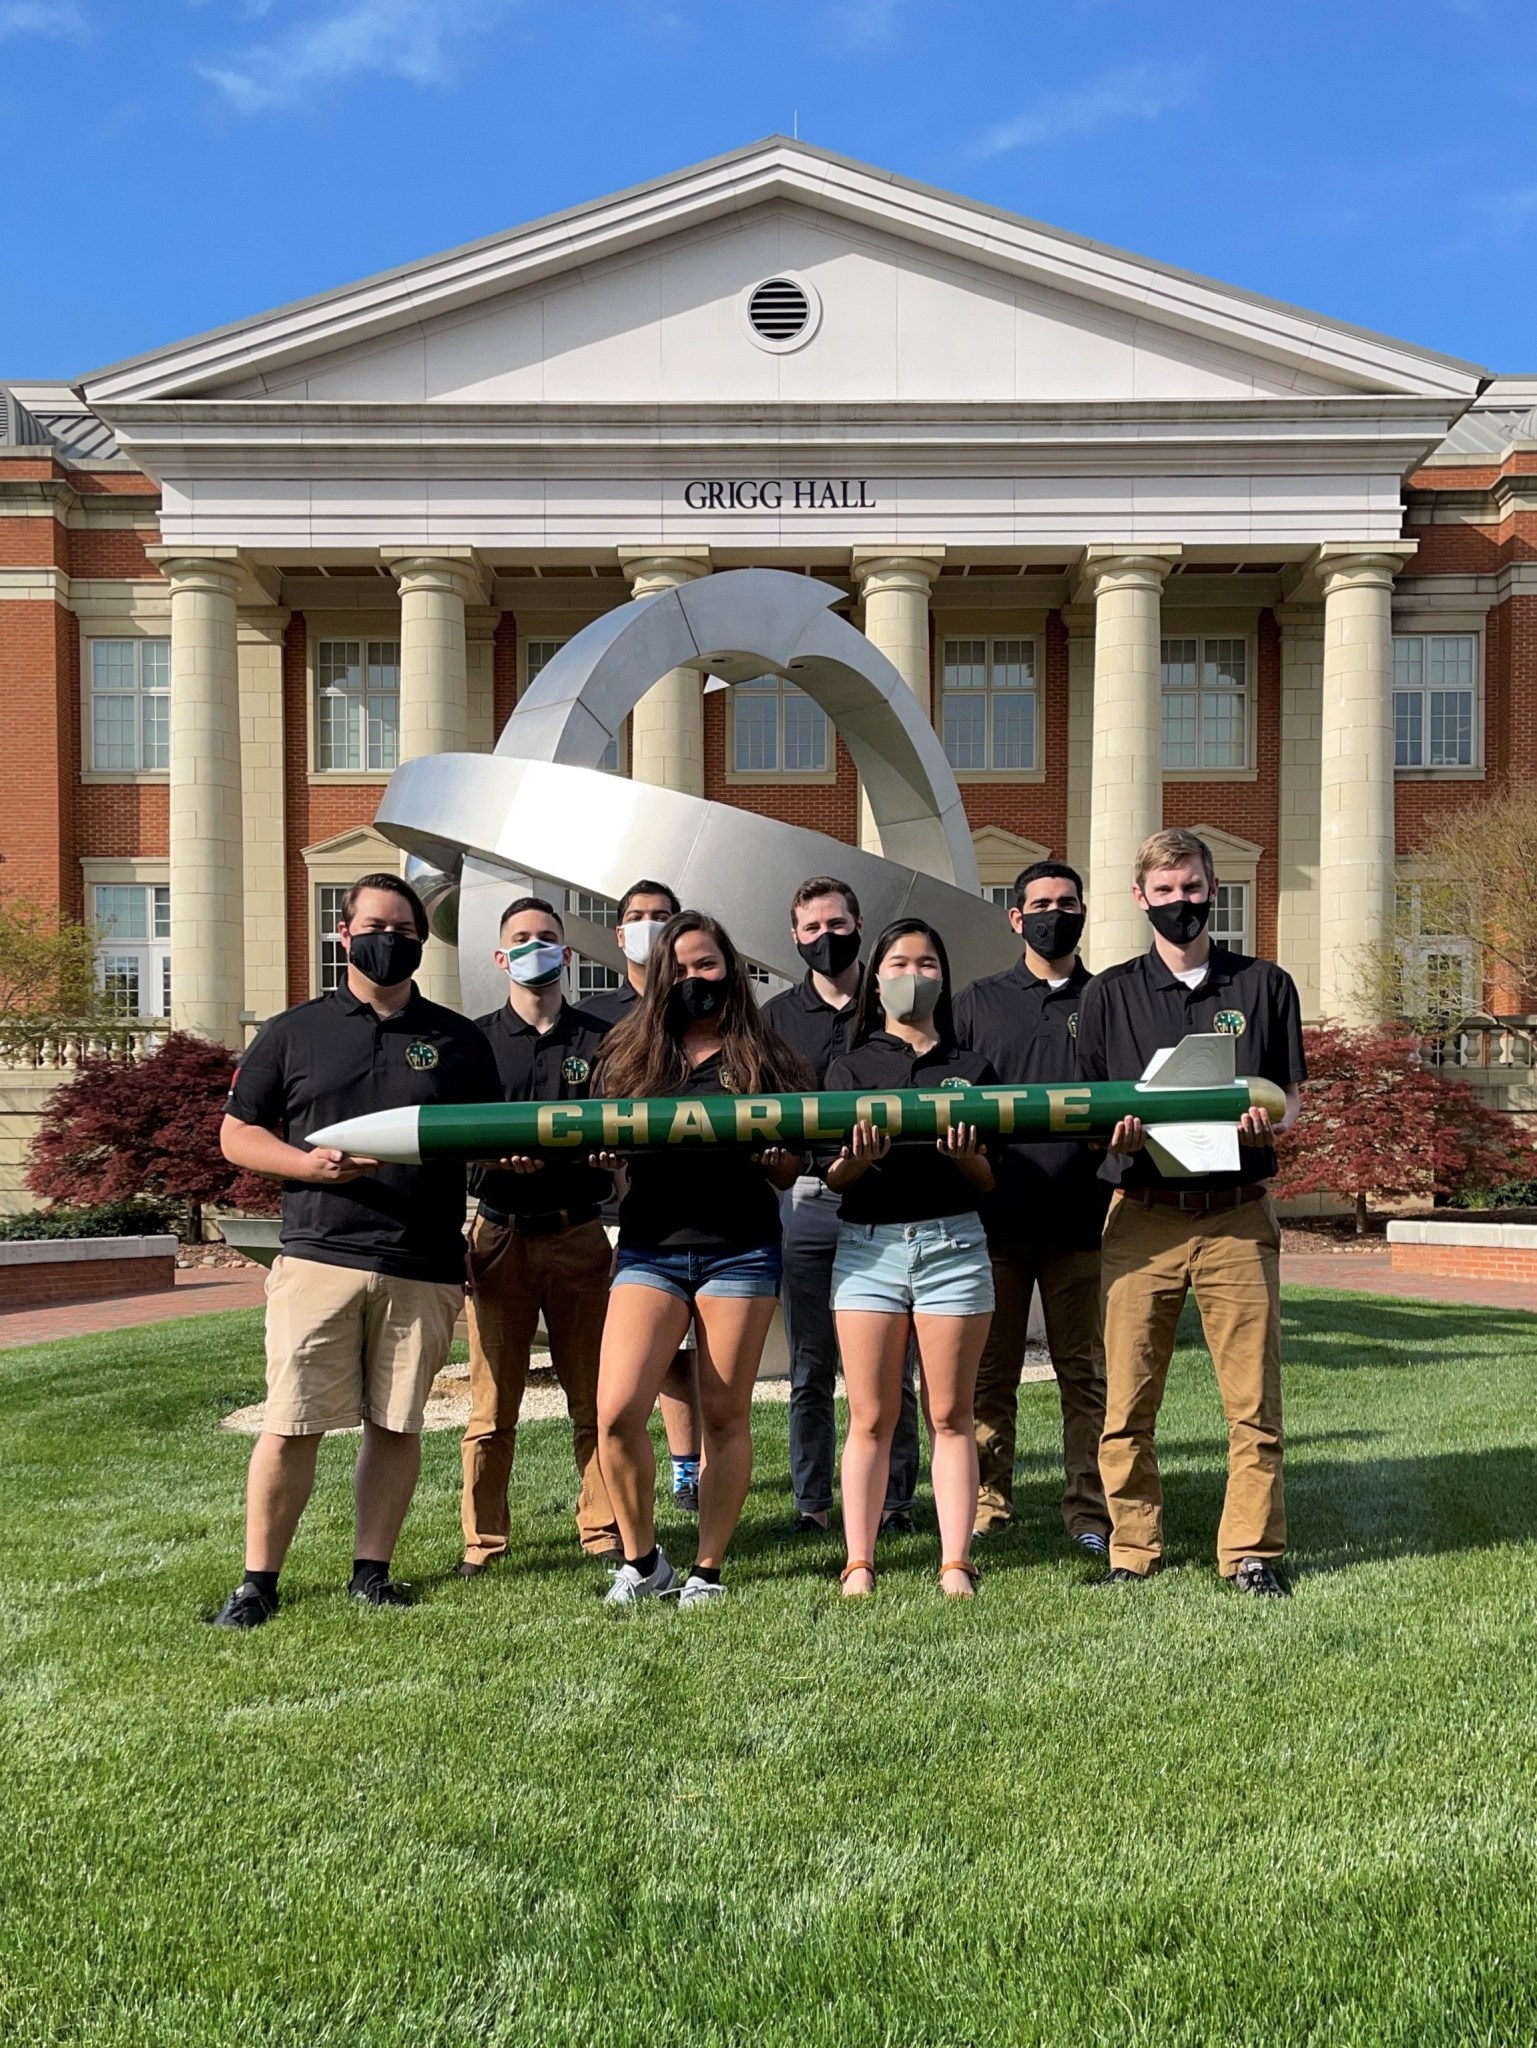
953, 957, 1110, 1250
582, 979, 641, 1030
823, 1034, 999, 1226
472, 1000, 612, 1220
763, 972, 861, 1086
1074, 944, 1307, 1191
226, 984, 500, 1283
615, 1050, 797, 1251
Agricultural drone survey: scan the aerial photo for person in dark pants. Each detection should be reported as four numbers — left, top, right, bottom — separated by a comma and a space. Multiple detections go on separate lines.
584, 877, 703, 1514
459, 896, 621, 1576
764, 877, 920, 1533
212, 872, 500, 1628
954, 860, 1111, 1556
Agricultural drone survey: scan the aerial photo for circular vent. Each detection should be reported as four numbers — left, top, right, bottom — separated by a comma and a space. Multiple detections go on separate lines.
747, 276, 812, 342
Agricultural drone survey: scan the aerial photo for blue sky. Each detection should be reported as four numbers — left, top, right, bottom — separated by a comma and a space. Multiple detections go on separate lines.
2, 0, 1532, 379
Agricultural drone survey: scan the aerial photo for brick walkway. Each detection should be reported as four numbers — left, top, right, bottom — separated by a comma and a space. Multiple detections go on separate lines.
2, 1249, 1532, 1354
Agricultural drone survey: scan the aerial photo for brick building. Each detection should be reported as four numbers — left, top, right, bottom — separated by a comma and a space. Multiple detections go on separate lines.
1, 139, 1530, 1042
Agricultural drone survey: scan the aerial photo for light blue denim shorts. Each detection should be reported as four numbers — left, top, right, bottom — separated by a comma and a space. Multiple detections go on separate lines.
612, 1241, 783, 1304
831, 1213, 995, 1317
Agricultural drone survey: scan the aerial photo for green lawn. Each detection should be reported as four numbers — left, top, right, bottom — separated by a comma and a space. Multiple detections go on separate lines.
4, 1292, 1537, 2048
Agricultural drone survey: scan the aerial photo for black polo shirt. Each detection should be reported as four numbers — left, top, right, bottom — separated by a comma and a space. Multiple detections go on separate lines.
616, 1050, 799, 1251
1074, 943, 1306, 1192
954, 957, 1110, 1250
227, 984, 500, 1284
823, 1034, 999, 1226
583, 978, 641, 1030
763, 971, 861, 1085
472, 1000, 612, 1222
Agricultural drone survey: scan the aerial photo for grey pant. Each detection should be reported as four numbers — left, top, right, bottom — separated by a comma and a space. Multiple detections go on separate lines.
781, 1179, 920, 1516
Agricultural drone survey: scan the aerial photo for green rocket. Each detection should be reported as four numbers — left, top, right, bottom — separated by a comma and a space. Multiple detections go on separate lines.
306, 1034, 1284, 1179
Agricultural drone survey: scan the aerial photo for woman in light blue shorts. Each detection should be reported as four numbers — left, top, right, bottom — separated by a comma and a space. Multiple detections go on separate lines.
824, 919, 998, 1601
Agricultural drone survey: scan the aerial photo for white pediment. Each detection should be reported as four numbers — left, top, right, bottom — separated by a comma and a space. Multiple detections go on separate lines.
1188, 823, 1265, 869
82, 140, 1484, 410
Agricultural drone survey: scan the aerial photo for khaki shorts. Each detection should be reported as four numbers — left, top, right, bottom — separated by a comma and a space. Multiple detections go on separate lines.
262, 1254, 462, 1436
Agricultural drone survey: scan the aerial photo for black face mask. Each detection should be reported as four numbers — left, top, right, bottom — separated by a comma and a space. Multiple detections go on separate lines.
1019, 909, 1085, 963
796, 928, 862, 979
345, 929, 424, 988
670, 977, 725, 1025
1145, 897, 1212, 946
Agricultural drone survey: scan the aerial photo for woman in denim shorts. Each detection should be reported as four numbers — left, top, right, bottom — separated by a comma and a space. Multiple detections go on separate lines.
592, 911, 813, 1610
824, 920, 999, 1600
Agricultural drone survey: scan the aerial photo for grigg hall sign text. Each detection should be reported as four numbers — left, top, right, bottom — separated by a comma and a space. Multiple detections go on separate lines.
681, 479, 878, 511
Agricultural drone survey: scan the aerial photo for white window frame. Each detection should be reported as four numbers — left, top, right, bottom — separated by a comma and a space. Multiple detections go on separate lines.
939, 637, 1042, 781
568, 889, 623, 1003
91, 880, 171, 1018
1392, 631, 1482, 777
315, 883, 350, 994
1395, 876, 1477, 1022
1160, 635, 1254, 776
313, 637, 401, 776
525, 638, 625, 774
726, 673, 835, 783
1209, 880, 1252, 953
87, 636, 170, 775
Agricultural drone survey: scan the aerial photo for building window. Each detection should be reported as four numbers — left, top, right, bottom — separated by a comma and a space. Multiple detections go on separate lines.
315, 639, 400, 772
980, 885, 1013, 909
731, 676, 829, 774
90, 638, 169, 771
568, 889, 621, 1001
93, 883, 170, 1016
1393, 634, 1476, 769
1209, 881, 1251, 952
316, 884, 349, 991
941, 639, 1037, 772
528, 640, 619, 772
1395, 879, 1476, 1024
1161, 638, 1249, 771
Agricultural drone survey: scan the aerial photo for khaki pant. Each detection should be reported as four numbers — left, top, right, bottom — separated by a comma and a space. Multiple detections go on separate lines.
974, 1245, 1107, 1537
263, 1254, 461, 1436
1099, 1190, 1285, 1577
461, 1215, 620, 1562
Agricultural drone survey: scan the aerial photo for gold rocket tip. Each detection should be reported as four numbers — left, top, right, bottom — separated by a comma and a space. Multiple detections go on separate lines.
1246, 1078, 1287, 1119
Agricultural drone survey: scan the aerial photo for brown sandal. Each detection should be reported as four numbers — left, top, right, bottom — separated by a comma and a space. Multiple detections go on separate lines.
839, 1559, 877, 1596
939, 1559, 979, 1597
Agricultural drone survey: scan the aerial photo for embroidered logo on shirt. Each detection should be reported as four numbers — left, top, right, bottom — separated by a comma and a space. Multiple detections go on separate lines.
1067, 1012, 1078, 1039
1213, 1009, 1247, 1037
940, 1075, 970, 1090
404, 1041, 439, 1070
561, 1055, 591, 1084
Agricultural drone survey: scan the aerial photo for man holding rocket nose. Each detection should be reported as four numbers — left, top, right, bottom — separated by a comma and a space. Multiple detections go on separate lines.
1075, 829, 1305, 1597
459, 896, 622, 1574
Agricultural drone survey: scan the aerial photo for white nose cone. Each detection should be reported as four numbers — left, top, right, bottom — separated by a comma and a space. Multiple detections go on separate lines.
305, 1106, 423, 1165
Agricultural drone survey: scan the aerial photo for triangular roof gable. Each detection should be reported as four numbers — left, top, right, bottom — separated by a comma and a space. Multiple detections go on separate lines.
80, 139, 1485, 406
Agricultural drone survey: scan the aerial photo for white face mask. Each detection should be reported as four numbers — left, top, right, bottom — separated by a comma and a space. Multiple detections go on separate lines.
504, 939, 566, 989
620, 919, 663, 965
880, 971, 942, 1026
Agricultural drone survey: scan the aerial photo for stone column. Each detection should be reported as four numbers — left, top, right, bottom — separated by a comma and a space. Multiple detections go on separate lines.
1274, 602, 1325, 1019
1082, 545, 1181, 968
1317, 542, 1417, 1022
237, 606, 290, 1026
383, 550, 489, 1008
1061, 603, 1095, 884
851, 548, 945, 853
156, 554, 245, 1045
617, 548, 712, 795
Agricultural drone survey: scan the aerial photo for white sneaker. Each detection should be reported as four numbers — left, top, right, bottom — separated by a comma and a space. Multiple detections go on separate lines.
603, 1547, 679, 1606
678, 1574, 726, 1609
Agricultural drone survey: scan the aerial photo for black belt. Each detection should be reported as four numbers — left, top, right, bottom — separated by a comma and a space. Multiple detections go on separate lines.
1122, 1183, 1269, 1215
478, 1202, 602, 1237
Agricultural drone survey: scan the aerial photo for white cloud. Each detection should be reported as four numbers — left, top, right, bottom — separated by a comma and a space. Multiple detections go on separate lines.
829, 0, 902, 49
974, 60, 1199, 158
0, 1, 88, 38
198, 0, 510, 114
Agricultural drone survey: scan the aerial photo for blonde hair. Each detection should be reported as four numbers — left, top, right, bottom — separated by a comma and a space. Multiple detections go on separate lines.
1134, 829, 1214, 891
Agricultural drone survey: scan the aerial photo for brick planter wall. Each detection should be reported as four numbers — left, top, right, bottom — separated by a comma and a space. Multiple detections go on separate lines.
1386, 1222, 1537, 1284
0, 1235, 179, 1309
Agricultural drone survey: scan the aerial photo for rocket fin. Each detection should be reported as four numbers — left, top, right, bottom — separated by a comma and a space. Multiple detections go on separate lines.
1137, 1033, 1235, 1090
1142, 1122, 1241, 1177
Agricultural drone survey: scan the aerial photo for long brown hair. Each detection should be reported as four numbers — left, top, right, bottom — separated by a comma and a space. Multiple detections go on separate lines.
592, 910, 813, 1098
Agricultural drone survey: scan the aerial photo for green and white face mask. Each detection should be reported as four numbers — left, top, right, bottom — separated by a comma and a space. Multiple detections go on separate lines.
504, 939, 566, 990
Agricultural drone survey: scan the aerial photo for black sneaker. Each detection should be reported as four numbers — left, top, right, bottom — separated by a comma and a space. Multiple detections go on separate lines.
351, 1576, 414, 1608
1231, 1558, 1289, 1599
1073, 1531, 1110, 1559
457, 1559, 488, 1580
791, 1511, 830, 1534
1095, 1565, 1151, 1588
673, 1482, 700, 1515
209, 1580, 278, 1629
879, 1511, 915, 1536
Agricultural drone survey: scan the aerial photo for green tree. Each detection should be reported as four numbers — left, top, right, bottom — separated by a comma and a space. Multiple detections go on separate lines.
0, 892, 100, 1019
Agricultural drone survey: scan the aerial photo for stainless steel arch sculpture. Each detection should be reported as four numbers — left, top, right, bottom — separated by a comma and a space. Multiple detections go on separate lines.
375, 568, 1018, 1018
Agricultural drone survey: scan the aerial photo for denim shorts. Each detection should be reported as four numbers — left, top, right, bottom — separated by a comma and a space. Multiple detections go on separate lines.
612, 1241, 783, 1304
832, 1214, 995, 1317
